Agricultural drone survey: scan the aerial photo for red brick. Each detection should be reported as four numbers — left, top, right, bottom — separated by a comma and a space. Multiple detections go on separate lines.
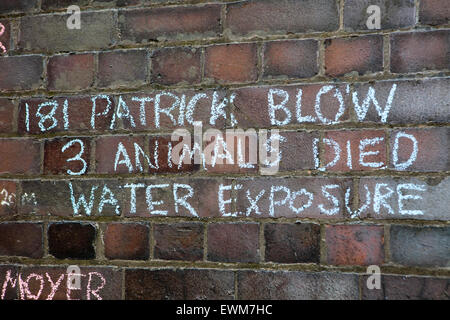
326, 225, 384, 266
104, 223, 149, 260
118, 5, 221, 44
362, 274, 449, 300
263, 39, 318, 79
18, 12, 116, 53
279, 131, 318, 171
420, 0, 450, 25
390, 225, 449, 267
125, 268, 234, 300
323, 130, 387, 172
18, 96, 115, 134
154, 223, 204, 261
0, 20, 11, 54
44, 137, 91, 175
47, 54, 95, 91
205, 43, 258, 83
95, 136, 147, 174
226, 0, 339, 37
0, 181, 17, 216
0, 98, 15, 133
149, 135, 196, 173
98, 50, 148, 88
0, 0, 37, 14
264, 223, 320, 263
391, 30, 449, 73
344, 0, 416, 31
0, 56, 43, 92
390, 127, 449, 172
0, 139, 41, 174
325, 36, 383, 77
233, 84, 351, 128
207, 223, 259, 263
0, 223, 43, 258
48, 223, 96, 259
151, 47, 201, 85
238, 270, 359, 299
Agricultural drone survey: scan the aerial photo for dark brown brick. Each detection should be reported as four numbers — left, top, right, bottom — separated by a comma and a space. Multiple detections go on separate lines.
125, 268, 234, 299
207, 223, 259, 263
0, 265, 19, 300
0, 0, 37, 14
154, 223, 204, 261
104, 223, 149, 260
41, 0, 90, 10
97, 50, 148, 88
205, 43, 258, 84
0, 20, 11, 54
390, 225, 449, 267
47, 54, 95, 91
0, 181, 17, 216
238, 270, 359, 299
362, 274, 450, 300
119, 5, 221, 44
264, 223, 320, 263
344, 0, 416, 31
326, 225, 384, 266
44, 137, 91, 175
48, 223, 96, 259
0, 56, 43, 92
226, 0, 339, 37
391, 30, 449, 73
151, 47, 201, 85
279, 131, 318, 171
325, 36, 383, 77
149, 135, 196, 174
0, 139, 41, 174
0, 98, 15, 133
0, 223, 43, 258
263, 39, 318, 79
420, 0, 450, 25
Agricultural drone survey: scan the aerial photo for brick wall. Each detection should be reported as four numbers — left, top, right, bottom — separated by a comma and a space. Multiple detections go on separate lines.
0, 0, 448, 300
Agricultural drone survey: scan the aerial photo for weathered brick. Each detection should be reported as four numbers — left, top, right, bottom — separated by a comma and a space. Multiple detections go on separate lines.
154, 223, 204, 261
233, 84, 351, 128
47, 54, 95, 91
18, 12, 116, 53
149, 135, 196, 173
0, 265, 19, 300
391, 30, 449, 73
0, 139, 41, 174
234, 177, 352, 219
325, 36, 383, 77
118, 5, 221, 44
263, 39, 318, 79
207, 223, 259, 263
344, 0, 416, 31
278, 131, 318, 171
390, 127, 449, 172
104, 223, 149, 260
48, 222, 96, 259
0, 20, 11, 54
18, 96, 115, 134
41, 0, 91, 10
44, 137, 91, 175
353, 78, 450, 124
0, 98, 15, 133
97, 50, 148, 88
358, 177, 450, 221
0, 181, 17, 216
323, 130, 387, 172
125, 268, 234, 299
420, 0, 450, 25
225, 0, 339, 37
205, 43, 258, 83
264, 223, 320, 263
0, 223, 43, 258
238, 270, 359, 299
390, 225, 449, 267
326, 225, 384, 266
93, 0, 140, 7
362, 274, 449, 300
151, 47, 201, 85
0, 56, 43, 92
0, 0, 37, 14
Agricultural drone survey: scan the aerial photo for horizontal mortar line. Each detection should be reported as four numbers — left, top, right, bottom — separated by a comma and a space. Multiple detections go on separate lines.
0, 258, 448, 277
1, 72, 450, 99
0, 215, 448, 226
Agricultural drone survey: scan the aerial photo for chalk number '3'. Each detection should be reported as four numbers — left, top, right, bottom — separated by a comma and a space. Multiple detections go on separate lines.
62, 139, 87, 175
0, 23, 6, 54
